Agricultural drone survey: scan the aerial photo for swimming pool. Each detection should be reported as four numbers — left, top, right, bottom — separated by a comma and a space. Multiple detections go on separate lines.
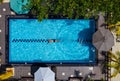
8, 17, 96, 64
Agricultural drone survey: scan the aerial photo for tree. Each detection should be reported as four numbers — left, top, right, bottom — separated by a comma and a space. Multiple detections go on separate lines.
107, 51, 120, 78
0, 0, 3, 3
108, 21, 120, 38
25, 0, 120, 23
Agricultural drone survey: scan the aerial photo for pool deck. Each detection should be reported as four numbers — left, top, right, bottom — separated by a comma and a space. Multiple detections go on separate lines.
11, 64, 106, 81
0, 3, 11, 65
0, 2, 109, 81
56, 66, 105, 80
2, 0, 10, 3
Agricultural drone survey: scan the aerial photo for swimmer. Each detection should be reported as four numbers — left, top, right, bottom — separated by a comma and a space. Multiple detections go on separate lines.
48, 39, 60, 43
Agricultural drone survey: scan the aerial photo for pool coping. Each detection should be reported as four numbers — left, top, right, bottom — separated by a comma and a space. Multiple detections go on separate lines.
5, 15, 97, 65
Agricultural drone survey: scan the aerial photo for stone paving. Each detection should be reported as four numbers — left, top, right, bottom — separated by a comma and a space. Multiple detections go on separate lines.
56, 66, 105, 81
0, 3, 12, 64
111, 33, 120, 81
13, 65, 32, 79
3, 0, 10, 3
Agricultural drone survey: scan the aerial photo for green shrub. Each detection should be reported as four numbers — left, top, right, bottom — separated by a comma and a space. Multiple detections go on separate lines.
0, 0, 3, 3
26, 0, 120, 23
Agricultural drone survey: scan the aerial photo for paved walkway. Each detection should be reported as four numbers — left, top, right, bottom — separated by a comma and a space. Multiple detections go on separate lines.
3, 0, 10, 3
111, 33, 120, 81
56, 66, 105, 81
0, 3, 12, 64
13, 65, 33, 78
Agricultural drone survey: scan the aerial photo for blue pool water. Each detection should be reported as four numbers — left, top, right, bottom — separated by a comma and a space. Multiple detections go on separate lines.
9, 18, 96, 64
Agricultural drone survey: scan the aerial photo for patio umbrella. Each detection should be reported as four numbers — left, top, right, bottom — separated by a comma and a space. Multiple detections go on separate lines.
34, 67, 55, 81
10, 0, 30, 14
97, 12, 106, 29
92, 27, 114, 51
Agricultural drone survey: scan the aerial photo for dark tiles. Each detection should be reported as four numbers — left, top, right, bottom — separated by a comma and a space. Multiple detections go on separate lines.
0, 3, 11, 64
13, 66, 32, 79
56, 66, 105, 81
19, 77, 34, 81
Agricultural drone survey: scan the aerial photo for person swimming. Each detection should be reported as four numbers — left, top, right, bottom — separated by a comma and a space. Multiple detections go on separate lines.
48, 39, 60, 43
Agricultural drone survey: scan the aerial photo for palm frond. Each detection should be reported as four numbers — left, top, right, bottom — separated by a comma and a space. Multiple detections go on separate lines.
108, 51, 118, 61
110, 69, 119, 78
107, 63, 118, 68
